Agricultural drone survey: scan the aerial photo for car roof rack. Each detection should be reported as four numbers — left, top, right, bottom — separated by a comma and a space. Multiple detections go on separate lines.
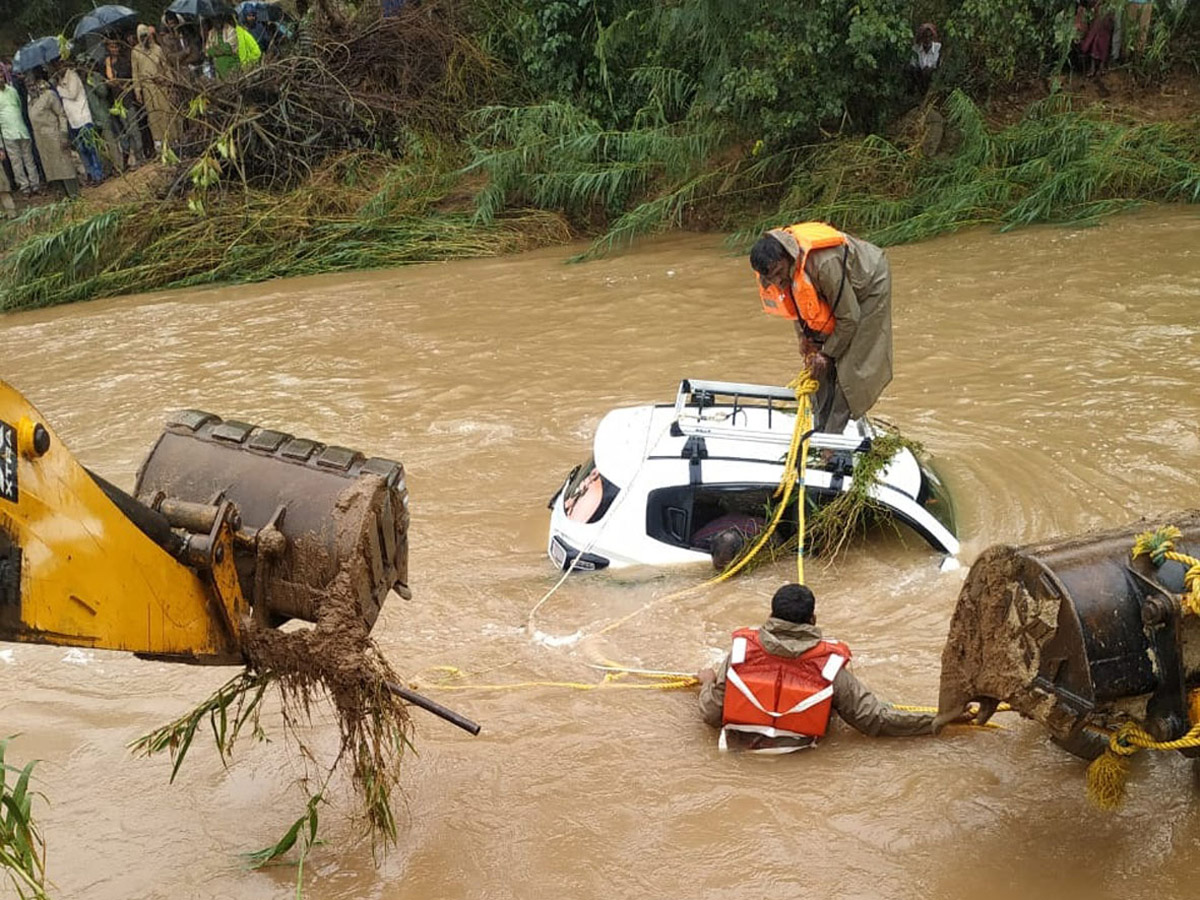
672, 377, 869, 451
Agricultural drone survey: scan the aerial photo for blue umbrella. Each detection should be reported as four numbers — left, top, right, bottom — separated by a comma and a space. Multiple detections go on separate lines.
72, 5, 139, 41
12, 37, 63, 75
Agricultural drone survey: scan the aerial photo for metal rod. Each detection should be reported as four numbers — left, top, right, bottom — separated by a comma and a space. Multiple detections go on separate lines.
385, 682, 481, 736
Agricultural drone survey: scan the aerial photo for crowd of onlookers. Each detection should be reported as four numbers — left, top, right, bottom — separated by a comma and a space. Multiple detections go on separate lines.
0, 3, 298, 217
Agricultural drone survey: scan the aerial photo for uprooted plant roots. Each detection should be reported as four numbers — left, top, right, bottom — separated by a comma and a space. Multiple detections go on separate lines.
130, 568, 412, 858
160, 0, 496, 190
803, 431, 922, 559
718, 429, 927, 575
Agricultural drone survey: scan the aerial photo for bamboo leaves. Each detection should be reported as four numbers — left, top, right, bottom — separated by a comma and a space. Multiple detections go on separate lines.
243, 794, 322, 870
744, 91, 1200, 250
129, 671, 272, 782
0, 738, 47, 900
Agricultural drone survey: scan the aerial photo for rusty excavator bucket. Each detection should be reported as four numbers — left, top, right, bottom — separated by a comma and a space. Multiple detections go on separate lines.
0, 378, 408, 665
936, 511, 1200, 757
134, 410, 410, 633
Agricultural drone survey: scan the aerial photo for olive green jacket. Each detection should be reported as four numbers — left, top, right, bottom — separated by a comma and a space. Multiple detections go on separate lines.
774, 230, 894, 418
698, 618, 933, 738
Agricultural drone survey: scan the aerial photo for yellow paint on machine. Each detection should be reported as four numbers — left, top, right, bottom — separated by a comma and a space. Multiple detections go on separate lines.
0, 379, 240, 661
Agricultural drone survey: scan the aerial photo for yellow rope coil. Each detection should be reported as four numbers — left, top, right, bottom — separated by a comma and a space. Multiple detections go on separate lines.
1086, 696, 1200, 810
1131, 525, 1200, 614
707, 369, 817, 586
1082, 529, 1200, 808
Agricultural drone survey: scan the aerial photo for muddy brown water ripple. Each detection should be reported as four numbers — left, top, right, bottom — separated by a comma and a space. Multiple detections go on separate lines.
2, 208, 1200, 900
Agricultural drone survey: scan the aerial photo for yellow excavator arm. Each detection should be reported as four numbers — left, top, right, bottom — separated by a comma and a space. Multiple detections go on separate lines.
0, 379, 409, 664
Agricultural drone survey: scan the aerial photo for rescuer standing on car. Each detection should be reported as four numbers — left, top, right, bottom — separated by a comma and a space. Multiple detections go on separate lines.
749, 224, 893, 433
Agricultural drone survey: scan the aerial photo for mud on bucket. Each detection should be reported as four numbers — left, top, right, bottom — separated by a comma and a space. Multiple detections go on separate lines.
134, 410, 410, 630
936, 511, 1200, 748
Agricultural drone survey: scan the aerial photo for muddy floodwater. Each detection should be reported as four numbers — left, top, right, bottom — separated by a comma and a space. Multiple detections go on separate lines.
3, 208, 1200, 900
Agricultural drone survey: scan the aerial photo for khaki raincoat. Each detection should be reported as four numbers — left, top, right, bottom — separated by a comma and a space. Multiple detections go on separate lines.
132, 41, 173, 144
770, 229, 893, 418
26, 82, 76, 183
698, 617, 933, 738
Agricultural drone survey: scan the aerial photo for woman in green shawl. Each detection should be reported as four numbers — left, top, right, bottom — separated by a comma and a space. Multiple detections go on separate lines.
205, 12, 262, 78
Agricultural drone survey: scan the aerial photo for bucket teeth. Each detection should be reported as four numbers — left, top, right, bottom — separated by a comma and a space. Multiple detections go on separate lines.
135, 411, 409, 631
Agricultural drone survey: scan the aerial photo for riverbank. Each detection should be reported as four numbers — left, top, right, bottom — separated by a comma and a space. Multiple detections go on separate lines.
1, 62, 1197, 313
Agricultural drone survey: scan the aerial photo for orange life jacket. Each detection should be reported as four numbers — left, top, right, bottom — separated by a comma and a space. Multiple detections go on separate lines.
720, 627, 851, 741
757, 222, 847, 336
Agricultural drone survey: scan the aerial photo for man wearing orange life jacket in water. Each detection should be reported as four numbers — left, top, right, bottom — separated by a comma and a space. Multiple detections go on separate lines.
698, 583, 933, 752
750, 224, 893, 434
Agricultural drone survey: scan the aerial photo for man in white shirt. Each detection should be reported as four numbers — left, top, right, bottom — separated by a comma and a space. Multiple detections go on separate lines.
910, 23, 941, 94
53, 63, 104, 184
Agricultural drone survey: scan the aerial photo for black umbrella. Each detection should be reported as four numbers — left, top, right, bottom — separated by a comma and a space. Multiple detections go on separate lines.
72, 5, 139, 40
166, 0, 232, 18
71, 33, 111, 68
12, 37, 63, 74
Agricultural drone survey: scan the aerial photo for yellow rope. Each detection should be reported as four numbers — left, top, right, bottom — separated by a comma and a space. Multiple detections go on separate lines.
1085, 686, 1200, 810
1080, 531, 1200, 808
1130, 525, 1200, 615
422, 679, 700, 692
590, 370, 818, 641
413, 664, 699, 694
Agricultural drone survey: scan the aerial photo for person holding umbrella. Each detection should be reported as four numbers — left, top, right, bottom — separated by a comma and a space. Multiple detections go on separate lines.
238, 3, 270, 52
25, 67, 80, 197
74, 5, 140, 45
161, 12, 205, 75
205, 9, 261, 78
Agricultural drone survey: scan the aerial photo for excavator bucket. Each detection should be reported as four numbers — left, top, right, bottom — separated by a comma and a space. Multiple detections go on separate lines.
936, 511, 1200, 754
0, 377, 407, 664
134, 410, 410, 631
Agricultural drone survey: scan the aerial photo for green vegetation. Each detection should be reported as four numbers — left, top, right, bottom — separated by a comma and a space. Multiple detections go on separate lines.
742, 91, 1200, 247
0, 738, 47, 900
0, 153, 567, 311
468, 0, 1200, 256
1, 0, 1199, 311
806, 432, 925, 559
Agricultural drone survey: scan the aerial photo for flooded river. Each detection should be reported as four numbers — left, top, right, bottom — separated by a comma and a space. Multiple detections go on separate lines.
2, 208, 1200, 900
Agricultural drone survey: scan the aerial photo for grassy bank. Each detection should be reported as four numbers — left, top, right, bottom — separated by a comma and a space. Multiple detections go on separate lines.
3, 85, 1196, 313
1, 0, 1198, 311
0, 153, 569, 311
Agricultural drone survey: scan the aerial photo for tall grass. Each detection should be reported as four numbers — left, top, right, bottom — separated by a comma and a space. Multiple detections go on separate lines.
468, 90, 1200, 263
742, 91, 1200, 247
3, 94, 1199, 313
0, 153, 570, 313
1, 738, 47, 900
466, 95, 730, 259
